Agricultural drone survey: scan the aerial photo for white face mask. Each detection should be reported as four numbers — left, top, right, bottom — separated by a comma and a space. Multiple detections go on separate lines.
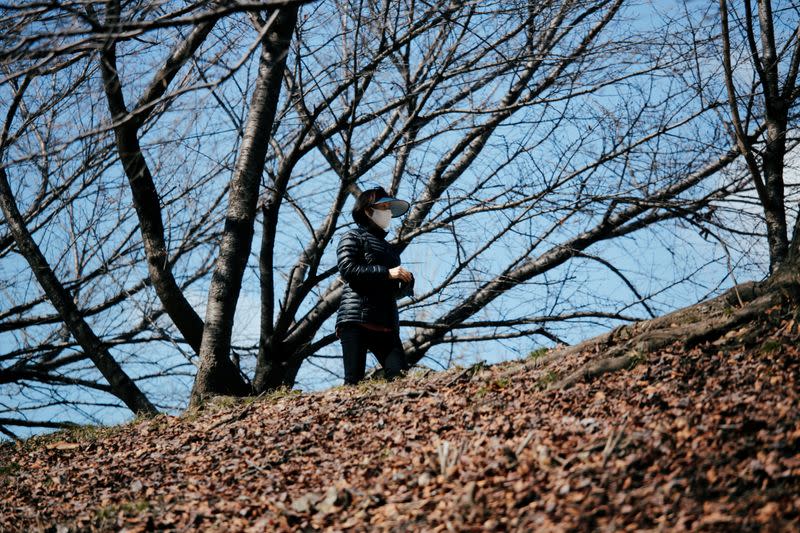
370, 208, 392, 230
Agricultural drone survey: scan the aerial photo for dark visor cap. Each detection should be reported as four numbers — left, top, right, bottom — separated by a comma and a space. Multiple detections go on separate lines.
373, 196, 410, 217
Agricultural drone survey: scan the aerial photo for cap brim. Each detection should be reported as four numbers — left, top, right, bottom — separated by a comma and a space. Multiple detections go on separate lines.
375, 197, 410, 217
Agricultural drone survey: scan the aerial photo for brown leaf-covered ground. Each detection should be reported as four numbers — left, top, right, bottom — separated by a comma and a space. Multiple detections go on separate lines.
2, 303, 799, 532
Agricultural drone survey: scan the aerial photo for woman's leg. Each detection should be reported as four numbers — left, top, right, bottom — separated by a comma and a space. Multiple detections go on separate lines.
370, 331, 407, 380
338, 325, 368, 385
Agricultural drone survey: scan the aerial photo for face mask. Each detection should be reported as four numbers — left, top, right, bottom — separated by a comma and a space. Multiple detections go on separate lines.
370, 208, 392, 230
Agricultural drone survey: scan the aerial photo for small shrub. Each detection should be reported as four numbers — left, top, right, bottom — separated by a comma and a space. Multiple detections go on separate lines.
536, 370, 559, 390
527, 347, 549, 360
474, 385, 489, 399
492, 377, 510, 390
473, 377, 510, 400
628, 350, 647, 369
94, 499, 151, 526
206, 395, 242, 411
760, 339, 782, 355
0, 462, 20, 477
24, 424, 115, 451
259, 387, 302, 404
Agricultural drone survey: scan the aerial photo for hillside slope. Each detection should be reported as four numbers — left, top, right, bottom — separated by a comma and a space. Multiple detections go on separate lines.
1, 300, 799, 531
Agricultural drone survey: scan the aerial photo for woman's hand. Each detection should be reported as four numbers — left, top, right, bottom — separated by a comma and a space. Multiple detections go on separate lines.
388, 266, 413, 283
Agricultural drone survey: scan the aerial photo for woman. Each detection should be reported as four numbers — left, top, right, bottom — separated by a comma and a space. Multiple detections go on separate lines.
336, 186, 414, 385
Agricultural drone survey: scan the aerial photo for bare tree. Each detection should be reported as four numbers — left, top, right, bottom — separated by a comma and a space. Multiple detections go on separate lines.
88, 0, 302, 402
3, 0, 788, 434
718, 0, 800, 272
1, 78, 155, 413
0, 0, 303, 431
516, 0, 800, 391
236, 0, 770, 390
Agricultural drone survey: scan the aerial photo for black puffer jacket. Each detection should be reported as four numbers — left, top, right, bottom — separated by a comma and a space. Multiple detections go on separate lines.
336, 224, 412, 330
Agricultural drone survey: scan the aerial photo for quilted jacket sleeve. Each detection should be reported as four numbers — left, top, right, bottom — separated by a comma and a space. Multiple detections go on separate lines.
337, 231, 389, 283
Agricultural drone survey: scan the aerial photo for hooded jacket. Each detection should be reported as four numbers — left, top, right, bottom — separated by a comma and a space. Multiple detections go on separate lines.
336, 223, 412, 330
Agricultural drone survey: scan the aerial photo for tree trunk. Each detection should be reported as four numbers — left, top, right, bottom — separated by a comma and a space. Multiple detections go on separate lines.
98, 4, 214, 353
191, 6, 298, 405
253, 340, 304, 392
254, 203, 277, 393
0, 168, 157, 415
719, 0, 793, 273
762, 112, 789, 272
790, 212, 800, 263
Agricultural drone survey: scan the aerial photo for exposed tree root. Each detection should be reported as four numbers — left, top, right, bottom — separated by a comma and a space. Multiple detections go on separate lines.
541, 268, 800, 390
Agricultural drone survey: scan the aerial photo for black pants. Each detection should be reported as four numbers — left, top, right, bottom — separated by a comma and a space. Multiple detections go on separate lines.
339, 325, 407, 385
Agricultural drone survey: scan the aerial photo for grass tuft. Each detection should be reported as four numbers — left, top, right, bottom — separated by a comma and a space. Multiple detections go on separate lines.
527, 347, 549, 360
536, 370, 559, 390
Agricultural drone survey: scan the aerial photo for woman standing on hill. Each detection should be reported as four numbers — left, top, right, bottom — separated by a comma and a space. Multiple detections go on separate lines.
336, 186, 414, 385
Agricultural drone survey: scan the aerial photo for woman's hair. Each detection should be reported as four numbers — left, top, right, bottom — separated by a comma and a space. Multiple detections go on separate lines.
352, 186, 387, 227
